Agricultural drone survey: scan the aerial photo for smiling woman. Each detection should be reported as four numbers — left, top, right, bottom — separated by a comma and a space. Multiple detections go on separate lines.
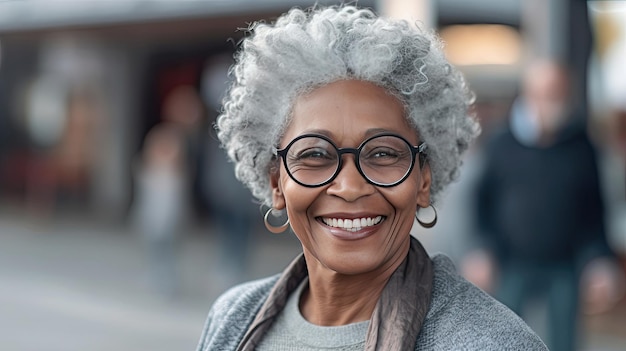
196, 5, 548, 351
271, 80, 428, 279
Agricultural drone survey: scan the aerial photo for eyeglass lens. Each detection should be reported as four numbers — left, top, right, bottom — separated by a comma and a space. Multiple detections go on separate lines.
283, 135, 414, 186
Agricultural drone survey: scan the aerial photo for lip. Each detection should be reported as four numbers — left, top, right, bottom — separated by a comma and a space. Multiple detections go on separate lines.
315, 213, 385, 241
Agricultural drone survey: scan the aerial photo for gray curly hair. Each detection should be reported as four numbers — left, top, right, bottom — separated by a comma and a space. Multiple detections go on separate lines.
217, 5, 480, 207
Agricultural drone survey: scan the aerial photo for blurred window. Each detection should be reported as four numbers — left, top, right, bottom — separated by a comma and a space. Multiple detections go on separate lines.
439, 24, 522, 66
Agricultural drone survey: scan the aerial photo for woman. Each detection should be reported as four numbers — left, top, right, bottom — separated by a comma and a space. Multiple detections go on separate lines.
197, 5, 547, 350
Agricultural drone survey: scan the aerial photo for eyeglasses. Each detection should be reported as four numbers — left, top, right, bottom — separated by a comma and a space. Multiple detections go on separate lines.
275, 133, 427, 188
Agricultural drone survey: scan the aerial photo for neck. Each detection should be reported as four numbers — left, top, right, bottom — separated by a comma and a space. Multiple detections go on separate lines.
299, 243, 409, 326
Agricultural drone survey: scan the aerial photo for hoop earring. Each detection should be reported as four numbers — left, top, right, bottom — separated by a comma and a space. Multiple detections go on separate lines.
416, 204, 437, 228
264, 208, 290, 234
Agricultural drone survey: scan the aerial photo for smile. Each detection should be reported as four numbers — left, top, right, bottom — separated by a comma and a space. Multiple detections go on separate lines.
320, 216, 384, 232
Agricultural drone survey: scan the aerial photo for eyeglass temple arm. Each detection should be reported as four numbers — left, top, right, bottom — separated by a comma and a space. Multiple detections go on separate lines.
417, 143, 428, 167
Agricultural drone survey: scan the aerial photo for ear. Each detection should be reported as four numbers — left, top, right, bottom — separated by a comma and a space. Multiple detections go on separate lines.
269, 165, 286, 210
416, 163, 432, 209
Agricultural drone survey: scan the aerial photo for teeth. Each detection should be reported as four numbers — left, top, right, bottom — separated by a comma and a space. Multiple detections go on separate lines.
321, 216, 383, 231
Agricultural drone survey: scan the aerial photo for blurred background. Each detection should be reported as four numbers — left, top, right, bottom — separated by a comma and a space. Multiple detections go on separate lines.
0, 0, 624, 350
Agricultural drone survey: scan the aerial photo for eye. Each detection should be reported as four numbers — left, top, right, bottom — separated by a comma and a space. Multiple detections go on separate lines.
363, 148, 401, 167
367, 147, 399, 159
288, 147, 337, 168
295, 148, 333, 160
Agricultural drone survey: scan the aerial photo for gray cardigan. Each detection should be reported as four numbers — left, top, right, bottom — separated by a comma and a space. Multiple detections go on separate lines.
197, 254, 547, 350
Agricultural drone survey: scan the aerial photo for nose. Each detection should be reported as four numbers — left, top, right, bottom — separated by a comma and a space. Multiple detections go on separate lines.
326, 155, 376, 201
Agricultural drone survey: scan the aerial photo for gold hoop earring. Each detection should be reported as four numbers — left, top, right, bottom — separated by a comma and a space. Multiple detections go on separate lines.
264, 208, 290, 234
415, 204, 437, 228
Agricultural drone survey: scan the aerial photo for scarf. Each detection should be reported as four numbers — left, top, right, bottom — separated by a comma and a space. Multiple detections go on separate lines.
236, 236, 433, 350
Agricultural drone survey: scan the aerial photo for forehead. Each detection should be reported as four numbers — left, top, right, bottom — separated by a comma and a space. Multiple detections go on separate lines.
284, 80, 415, 144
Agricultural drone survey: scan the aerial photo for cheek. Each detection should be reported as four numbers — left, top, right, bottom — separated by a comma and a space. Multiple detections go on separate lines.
393, 191, 420, 214
377, 187, 420, 223
280, 175, 318, 218
280, 179, 323, 245
394, 176, 422, 208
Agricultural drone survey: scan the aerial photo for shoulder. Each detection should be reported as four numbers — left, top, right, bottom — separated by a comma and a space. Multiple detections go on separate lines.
480, 126, 517, 166
416, 255, 547, 351
196, 275, 279, 351
210, 275, 278, 317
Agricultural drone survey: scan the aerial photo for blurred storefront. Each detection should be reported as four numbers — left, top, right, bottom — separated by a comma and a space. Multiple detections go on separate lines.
0, 0, 623, 248
0, 0, 379, 220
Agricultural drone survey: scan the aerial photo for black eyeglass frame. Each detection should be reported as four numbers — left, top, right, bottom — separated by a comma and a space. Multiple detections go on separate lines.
275, 133, 427, 188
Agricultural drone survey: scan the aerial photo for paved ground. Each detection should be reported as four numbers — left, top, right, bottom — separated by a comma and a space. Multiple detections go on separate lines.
0, 209, 624, 350
0, 208, 302, 351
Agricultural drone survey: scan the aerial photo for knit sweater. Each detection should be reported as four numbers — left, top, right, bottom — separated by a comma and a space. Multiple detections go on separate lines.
257, 278, 369, 350
197, 254, 547, 350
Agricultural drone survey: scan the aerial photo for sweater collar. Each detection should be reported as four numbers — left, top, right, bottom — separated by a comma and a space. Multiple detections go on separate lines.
237, 236, 434, 351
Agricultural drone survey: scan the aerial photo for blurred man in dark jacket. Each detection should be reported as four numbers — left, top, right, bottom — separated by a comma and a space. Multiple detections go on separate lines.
470, 61, 615, 351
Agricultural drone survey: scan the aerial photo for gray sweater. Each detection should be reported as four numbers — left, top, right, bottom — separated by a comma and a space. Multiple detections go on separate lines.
257, 278, 369, 350
197, 254, 547, 350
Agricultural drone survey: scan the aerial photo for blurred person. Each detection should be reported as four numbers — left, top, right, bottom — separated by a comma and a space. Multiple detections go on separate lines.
606, 106, 626, 259
590, 91, 626, 316
131, 122, 189, 298
468, 60, 620, 351
202, 129, 258, 291
197, 5, 547, 350
161, 84, 205, 212
201, 56, 258, 291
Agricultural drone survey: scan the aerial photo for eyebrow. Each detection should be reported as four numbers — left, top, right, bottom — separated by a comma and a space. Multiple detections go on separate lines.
364, 128, 393, 137
300, 128, 398, 139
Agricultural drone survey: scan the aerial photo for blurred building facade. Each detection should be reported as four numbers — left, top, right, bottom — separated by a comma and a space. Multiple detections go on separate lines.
0, 0, 623, 257
0, 0, 597, 216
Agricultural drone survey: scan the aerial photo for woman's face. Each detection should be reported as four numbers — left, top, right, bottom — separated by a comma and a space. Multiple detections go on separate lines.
270, 80, 431, 275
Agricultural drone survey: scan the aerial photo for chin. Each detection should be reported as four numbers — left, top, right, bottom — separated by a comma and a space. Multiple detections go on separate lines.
320, 253, 384, 276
